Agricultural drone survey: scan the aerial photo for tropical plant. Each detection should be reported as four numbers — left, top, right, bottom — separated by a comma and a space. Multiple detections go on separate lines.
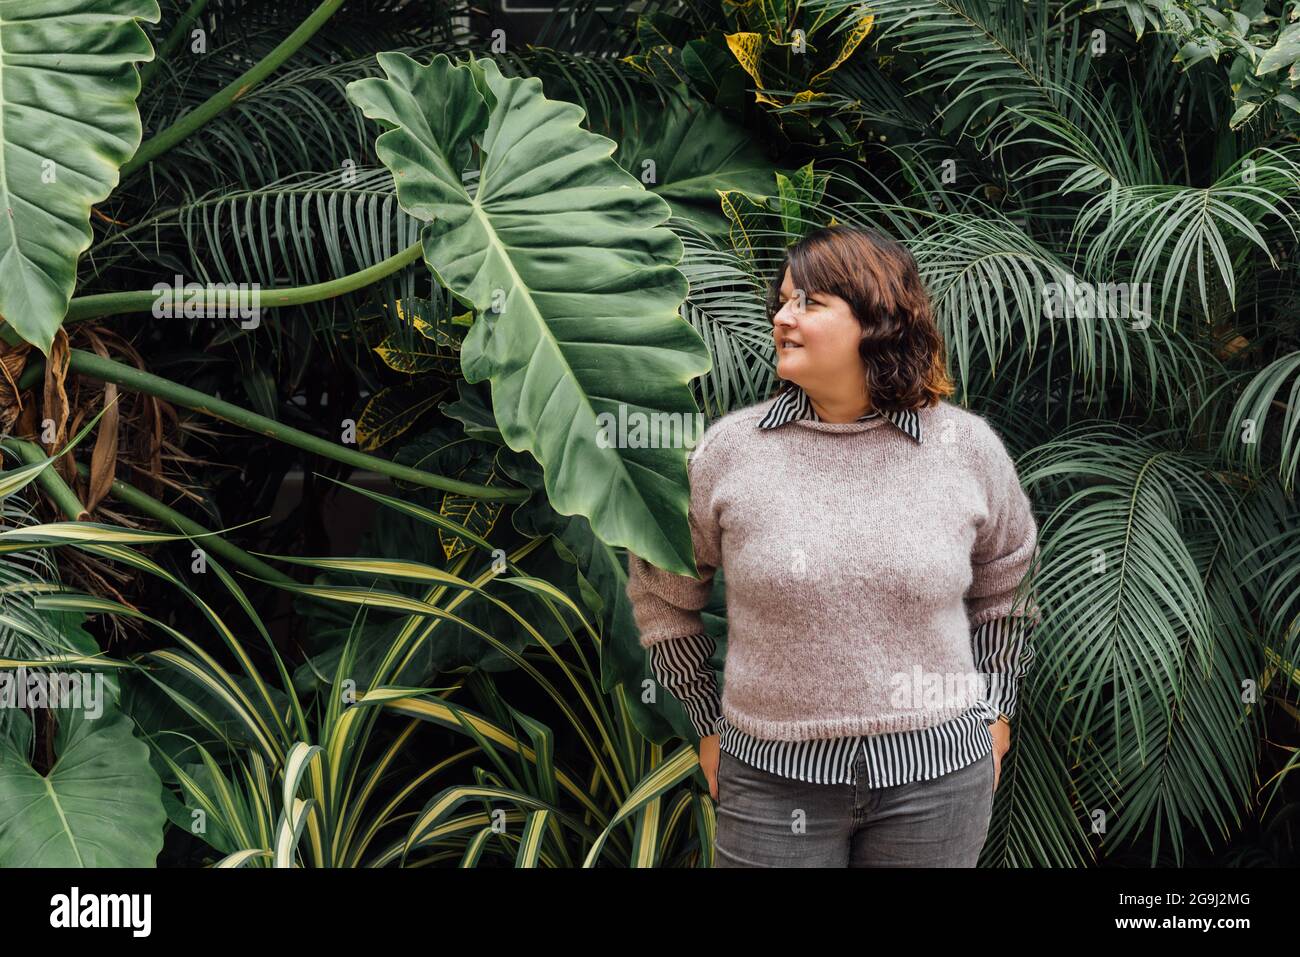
0, 464, 717, 866
4, 0, 1300, 871
0, 1, 726, 869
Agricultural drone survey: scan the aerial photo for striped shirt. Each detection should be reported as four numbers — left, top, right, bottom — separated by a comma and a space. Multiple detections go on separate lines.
646, 384, 1037, 787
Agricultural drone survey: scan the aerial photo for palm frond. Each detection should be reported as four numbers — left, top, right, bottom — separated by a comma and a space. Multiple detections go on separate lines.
1217, 350, 1300, 494
807, 0, 1103, 153
1019, 424, 1266, 864
673, 219, 780, 418
1072, 145, 1300, 326
88, 167, 423, 316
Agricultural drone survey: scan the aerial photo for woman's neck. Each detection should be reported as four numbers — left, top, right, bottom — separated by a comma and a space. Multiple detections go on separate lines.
805, 385, 875, 423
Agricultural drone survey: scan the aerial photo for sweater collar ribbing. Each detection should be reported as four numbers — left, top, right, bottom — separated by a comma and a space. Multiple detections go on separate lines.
756, 384, 923, 444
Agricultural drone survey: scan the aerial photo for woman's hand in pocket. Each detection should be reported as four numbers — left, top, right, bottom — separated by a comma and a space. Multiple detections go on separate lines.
989, 720, 1011, 793
699, 733, 721, 801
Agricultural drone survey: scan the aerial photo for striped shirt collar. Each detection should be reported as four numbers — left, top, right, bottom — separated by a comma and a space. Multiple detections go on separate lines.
757, 384, 923, 443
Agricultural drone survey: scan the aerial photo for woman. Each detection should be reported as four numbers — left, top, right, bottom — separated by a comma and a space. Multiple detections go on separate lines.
624, 224, 1042, 867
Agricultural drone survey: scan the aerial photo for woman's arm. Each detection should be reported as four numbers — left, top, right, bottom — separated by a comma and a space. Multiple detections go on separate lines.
965, 423, 1042, 723
625, 430, 726, 733
624, 432, 724, 648
964, 425, 1041, 631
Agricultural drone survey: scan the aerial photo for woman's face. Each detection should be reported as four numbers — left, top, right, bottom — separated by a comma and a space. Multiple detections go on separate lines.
773, 266, 864, 388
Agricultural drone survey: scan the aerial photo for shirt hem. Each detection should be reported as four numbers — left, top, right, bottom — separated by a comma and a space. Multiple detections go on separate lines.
716, 712, 996, 786
719, 702, 978, 740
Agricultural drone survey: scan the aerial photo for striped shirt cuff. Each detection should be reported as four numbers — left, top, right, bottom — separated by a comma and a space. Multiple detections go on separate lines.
972, 615, 1036, 721
647, 632, 723, 739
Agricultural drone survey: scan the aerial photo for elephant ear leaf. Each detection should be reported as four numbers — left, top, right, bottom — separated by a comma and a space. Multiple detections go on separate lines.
347, 52, 712, 576
0, 0, 161, 355
0, 707, 166, 867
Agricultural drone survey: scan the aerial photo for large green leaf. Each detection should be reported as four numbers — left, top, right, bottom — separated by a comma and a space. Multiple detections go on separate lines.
0, 611, 164, 867
346, 52, 712, 576
0, 0, 160, 353
0, 708, 166, 866
606, 95, 779, 244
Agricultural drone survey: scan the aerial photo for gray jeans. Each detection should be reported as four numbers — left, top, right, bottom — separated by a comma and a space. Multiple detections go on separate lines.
714, 747, 995, 867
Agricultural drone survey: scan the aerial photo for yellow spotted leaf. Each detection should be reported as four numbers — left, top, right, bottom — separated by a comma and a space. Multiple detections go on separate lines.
375, 299, 462, 374
621, 52, 652, 76
439, 460, 504, 562
725, 32, 782, 105
356, 383, 447, 452
717, 188, 770, 261
809, 13, 875, 84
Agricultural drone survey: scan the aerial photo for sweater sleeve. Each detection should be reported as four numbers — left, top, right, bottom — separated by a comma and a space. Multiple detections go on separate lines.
624, 434, 724, 649
965, 426, 1042, 631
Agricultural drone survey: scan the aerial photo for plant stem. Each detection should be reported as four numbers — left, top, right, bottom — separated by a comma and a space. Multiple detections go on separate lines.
65, 349, 529, 503
17, 359, 43, 392
121, 0, 348, 177
62, 241, 423, 324
139, 0, 212, 87
1, 438, 88, 521
73, 462, 294, 585
0, 241, 424, 347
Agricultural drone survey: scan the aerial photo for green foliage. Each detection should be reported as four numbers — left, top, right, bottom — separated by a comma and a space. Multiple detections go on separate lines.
347, 51, 713, 576
3, 0, 1300, 871
0, 708, 166, 867
1110, 0, 1300, 126
0, 0, 160, 353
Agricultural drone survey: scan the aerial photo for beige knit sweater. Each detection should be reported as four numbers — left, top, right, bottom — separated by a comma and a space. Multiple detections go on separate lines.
624, 395, 1042, 741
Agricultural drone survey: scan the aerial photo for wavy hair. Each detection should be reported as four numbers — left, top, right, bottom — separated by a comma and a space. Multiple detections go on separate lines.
765, 225, 955, 412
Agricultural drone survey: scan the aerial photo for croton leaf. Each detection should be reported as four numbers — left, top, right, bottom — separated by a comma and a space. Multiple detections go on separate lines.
356, 381, 447, 451
725, 32, 782, 106
374, 298, 463, 376
0, 0, 161, 354
347, 52, 712, 576
808, 12, 875, 84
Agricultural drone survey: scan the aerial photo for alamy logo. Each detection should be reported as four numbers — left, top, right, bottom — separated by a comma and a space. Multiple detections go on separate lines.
0, 667, 106, 718
595, 403, 706, 449
1040, 277, 1152, 329
151, 274, 261, 328
888, 665, 986, 710
49, 887, 151, 937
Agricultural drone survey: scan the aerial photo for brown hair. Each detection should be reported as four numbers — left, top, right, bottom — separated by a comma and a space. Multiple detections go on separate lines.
766, 224, 955, 412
